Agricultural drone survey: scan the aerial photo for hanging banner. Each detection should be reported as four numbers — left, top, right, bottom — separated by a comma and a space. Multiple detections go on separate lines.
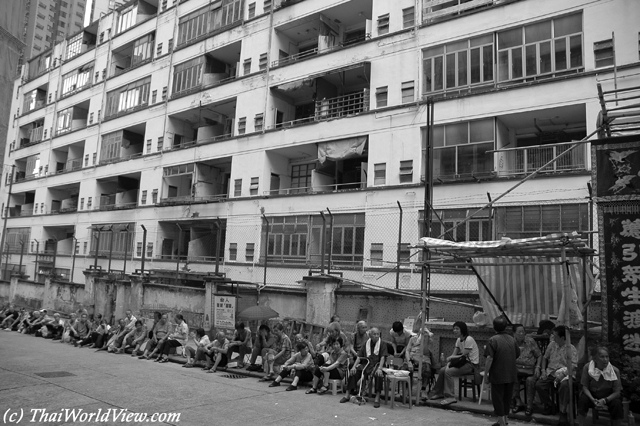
213, 295, 236, 329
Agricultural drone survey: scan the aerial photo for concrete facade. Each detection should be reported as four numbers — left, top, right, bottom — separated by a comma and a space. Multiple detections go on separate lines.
2, 0, 638, 309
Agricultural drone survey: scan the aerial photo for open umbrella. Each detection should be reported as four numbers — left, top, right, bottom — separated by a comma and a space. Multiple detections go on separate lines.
237, 305, 279, 321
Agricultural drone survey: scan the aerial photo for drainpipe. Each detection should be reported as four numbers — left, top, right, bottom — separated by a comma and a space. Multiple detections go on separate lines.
140, 225, 147, 276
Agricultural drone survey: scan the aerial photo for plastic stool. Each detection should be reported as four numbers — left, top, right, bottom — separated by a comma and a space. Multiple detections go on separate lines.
385, 375, 412, 409
329, 379, 344, 395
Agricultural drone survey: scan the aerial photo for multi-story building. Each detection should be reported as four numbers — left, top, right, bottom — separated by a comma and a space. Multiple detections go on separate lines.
2, 0, 638, 289
25, 0, 88, 59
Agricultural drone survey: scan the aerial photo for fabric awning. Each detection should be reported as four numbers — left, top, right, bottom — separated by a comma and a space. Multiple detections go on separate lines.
317, 136, 367, 164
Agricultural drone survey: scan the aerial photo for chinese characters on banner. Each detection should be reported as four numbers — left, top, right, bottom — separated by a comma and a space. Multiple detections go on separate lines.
213, 295, 236, 329
593, 136, 640, 358
602, 206, 640, 357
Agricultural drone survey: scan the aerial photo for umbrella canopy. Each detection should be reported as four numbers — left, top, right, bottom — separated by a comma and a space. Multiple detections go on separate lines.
237, 305, 279, 321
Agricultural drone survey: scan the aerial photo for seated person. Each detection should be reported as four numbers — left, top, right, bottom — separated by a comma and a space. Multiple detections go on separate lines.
307, 336, 348, 395
317, 322, 350, 355
341, 327, 388, 408
141, 313, 170, 359
260, 323, 291, 381
70, 313, 91, 346
204, 331, 229, 372
78, 314, 103, 346
155, 314, 188, 363
227, 322, 251, 368
119, 320, 146, 355
294, 333, 316, 358
429, 321, 480, 405
31, 310, 49, 336
184, 328, 210, 368
107, 319, 128, 352
269, 342, 315, 391
21, 310, 41, 334
511, 323, 542, 416
44, 313, 66, 339
1, 305, 21, 330
388, 321, 413, 357
535, 325, 578, 425
246, 325, 275, 371
60, 313, 78, 343
91, 317, 111, 349
405, 322, 434, 399
577, 346, 623, 426
350, 321, 369, 359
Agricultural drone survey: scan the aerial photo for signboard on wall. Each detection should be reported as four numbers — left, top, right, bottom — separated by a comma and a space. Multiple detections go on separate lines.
213, 294, 236, 329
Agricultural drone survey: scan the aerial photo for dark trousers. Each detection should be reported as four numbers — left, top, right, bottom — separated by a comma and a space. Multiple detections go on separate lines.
491, 382, 515, 416
536, 376, 570, 412
314, 366, 343, 380
279, 367, 313, 383
347, 368, 383, 394
207, 352, 228, 367
160, 339, 182, 355
577, 392, 623, 420
45, 324, 63, 338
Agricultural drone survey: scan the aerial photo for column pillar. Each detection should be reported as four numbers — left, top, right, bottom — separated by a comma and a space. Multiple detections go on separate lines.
303, 275, 340, 325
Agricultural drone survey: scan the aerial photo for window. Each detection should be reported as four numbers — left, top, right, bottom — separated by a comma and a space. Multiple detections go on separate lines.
146, 139, 151, 153
259, 53, 268, 70
172, 57, 206, 95
92, 153, 96, 164
99, 32, 104, 43
136, 242, 143, 257
254, 113, 264, 131
151, 189, 158, 204
421, 209, 492, 242
243, 58, 251, 75
250, 177, 259, 195
157, 136, 164, 151
234, 179, 242, 197
248, 2, 255, 18
495, 203, 588, 239
146, 243, 153, 258
151, 90, 157, 104
246, 243, 255, 261
497, 13, 582, 82
370, 243, 383, 266
168, 39, 173, 54
5, 228, 31, 253
104, 76, 151, 118
402, 7, 415, 28
131, 33, 155, 67
374, 163, 386, 185
90, 224, 135, 256
83, 242, 88, 254
95, 71, 99, 83
229, 243, 237, 260
238, 117, 246, 134
61, 64, 93, 95
141, 190, 147, 204
423, 34, 494, 93
377, 14, 389, 35
264, 0, 272, 12
84, 154, 89, 166
89, 112, 94, 124
100, 131, 123, 162
87, 197, 92, 209
161, 0, 167, 11
401, 81, 414, 103
117, 3, 137, 34
430, 118, 494, 179
594, 39, 614, 68
66, 32, 83, 60
156, 42, 163, 56
177, 7, 208, 45
376, 86, 388, 108
291, 163, 315, 193
80, 198, 84, 209
56, 107, 72, 134
399, 160, 413, 183
263, 216, 309, 262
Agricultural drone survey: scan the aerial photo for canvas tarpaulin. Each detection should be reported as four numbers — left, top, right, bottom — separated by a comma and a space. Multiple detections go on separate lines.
317, 136, 367, 164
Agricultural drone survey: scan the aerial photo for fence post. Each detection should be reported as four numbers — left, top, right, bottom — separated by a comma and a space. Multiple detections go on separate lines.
34, 240, 39, 279
108, 227, 114, 272
262, 214, 269, 288
140, 225, 147, 276
122, 225, 129, 276
71, 237, 77, 283
396, 201, 403, 289
319, 211, 326, 274
51, 237, 58, 271
326, 208, 334, 275
215, 218, 222, 275
176, 223, 183, 273
18, 240, 24, 275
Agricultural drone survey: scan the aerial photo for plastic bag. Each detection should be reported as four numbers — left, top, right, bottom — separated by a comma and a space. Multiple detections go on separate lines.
473, 311, 488, 327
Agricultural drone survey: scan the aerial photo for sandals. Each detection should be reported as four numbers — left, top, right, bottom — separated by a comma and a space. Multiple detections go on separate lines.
183, 363, 195, 368
318, 386, 328, 395
429, 394, 444, 400
206, 368, 216, 373
158, 358, 169, 363
305, 388, 317, 394
339, 397, 350, 403
373, 401, 380, 408
440, 398, 457, 406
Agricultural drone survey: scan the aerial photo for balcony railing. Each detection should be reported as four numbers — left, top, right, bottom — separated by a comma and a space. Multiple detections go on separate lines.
98, 152, 143, 165
315, 90, 369, 121
271, 48, 319, 68
494, 141, 588, 177
264, 181, 366, 195
158, 193, 228, 205
58, 158, 83, 174
423, 0, 496, 23
98, 201, 138, 211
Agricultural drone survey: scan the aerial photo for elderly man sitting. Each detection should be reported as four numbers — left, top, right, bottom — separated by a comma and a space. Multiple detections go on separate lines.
340, 327, 388, 408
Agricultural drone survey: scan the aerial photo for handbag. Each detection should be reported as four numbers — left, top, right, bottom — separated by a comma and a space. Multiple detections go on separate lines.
449, 355, 468, 369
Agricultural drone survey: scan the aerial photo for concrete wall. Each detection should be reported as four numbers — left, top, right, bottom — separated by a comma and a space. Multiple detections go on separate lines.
43, 280, 85, 313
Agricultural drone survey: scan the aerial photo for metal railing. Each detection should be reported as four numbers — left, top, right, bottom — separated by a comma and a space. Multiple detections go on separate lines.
315, 90, 369, 121
271, 48, 319, 68
264, 181, 366, 196
57, 158, 83, 174
98, 152, 143, 165
55, 122, 88, 137
495, 141, 588, 176
159, 193, 228, 205
423, 0, 496, 22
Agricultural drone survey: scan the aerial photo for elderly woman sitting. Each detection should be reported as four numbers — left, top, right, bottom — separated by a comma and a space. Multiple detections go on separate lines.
269, 342, 315, 391
511, 323, 542, 416
184, 328, 210, 368
307, 336, 348, 395
577, 346, 623, 426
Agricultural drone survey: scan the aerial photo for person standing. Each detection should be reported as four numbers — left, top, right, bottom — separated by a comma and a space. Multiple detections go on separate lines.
484, 316, 520, 426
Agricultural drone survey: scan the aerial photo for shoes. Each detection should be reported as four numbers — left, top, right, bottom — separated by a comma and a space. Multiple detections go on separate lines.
306, 388, 317, 394
374, 401, 380, 408
340, 397, 350, 403
158, 358, 169, 363
269, 381, 280, 387
154, 357, 162, 362
259, 375, 274, 382
206, 368, 216, 373
237, 363, 245, 368
525, 409, 533, 417
246, 364, 260, 371
318, 386, 328, 395
183, 364, 195, 368
286, 385, 297, 391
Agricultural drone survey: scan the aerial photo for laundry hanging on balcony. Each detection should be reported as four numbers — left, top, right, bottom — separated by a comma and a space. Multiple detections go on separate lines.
317, 136, 367, 164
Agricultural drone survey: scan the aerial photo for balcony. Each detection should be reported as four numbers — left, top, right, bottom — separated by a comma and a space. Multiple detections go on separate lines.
48, 183, 80, 214
18, 123, 45, 149
423, 0, 498, 23
495, 141, 588, 177
96, 174, 140, 211
157, 219, 226, 263
99, 125, 145, 165
55, 100, 90, 137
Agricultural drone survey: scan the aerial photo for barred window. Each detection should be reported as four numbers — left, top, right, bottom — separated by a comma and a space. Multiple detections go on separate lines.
495, 203, 589, 238
131, 33, 155, 67
66, 32, 83, 59
117, 3, 137, 34
104, 76, 151, 118
61, 63, 93, 95
172, 56, 204, 95
420, 209, 492, 242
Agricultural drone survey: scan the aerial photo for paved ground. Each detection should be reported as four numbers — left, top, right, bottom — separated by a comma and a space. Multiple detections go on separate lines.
0, 332, 531, 426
